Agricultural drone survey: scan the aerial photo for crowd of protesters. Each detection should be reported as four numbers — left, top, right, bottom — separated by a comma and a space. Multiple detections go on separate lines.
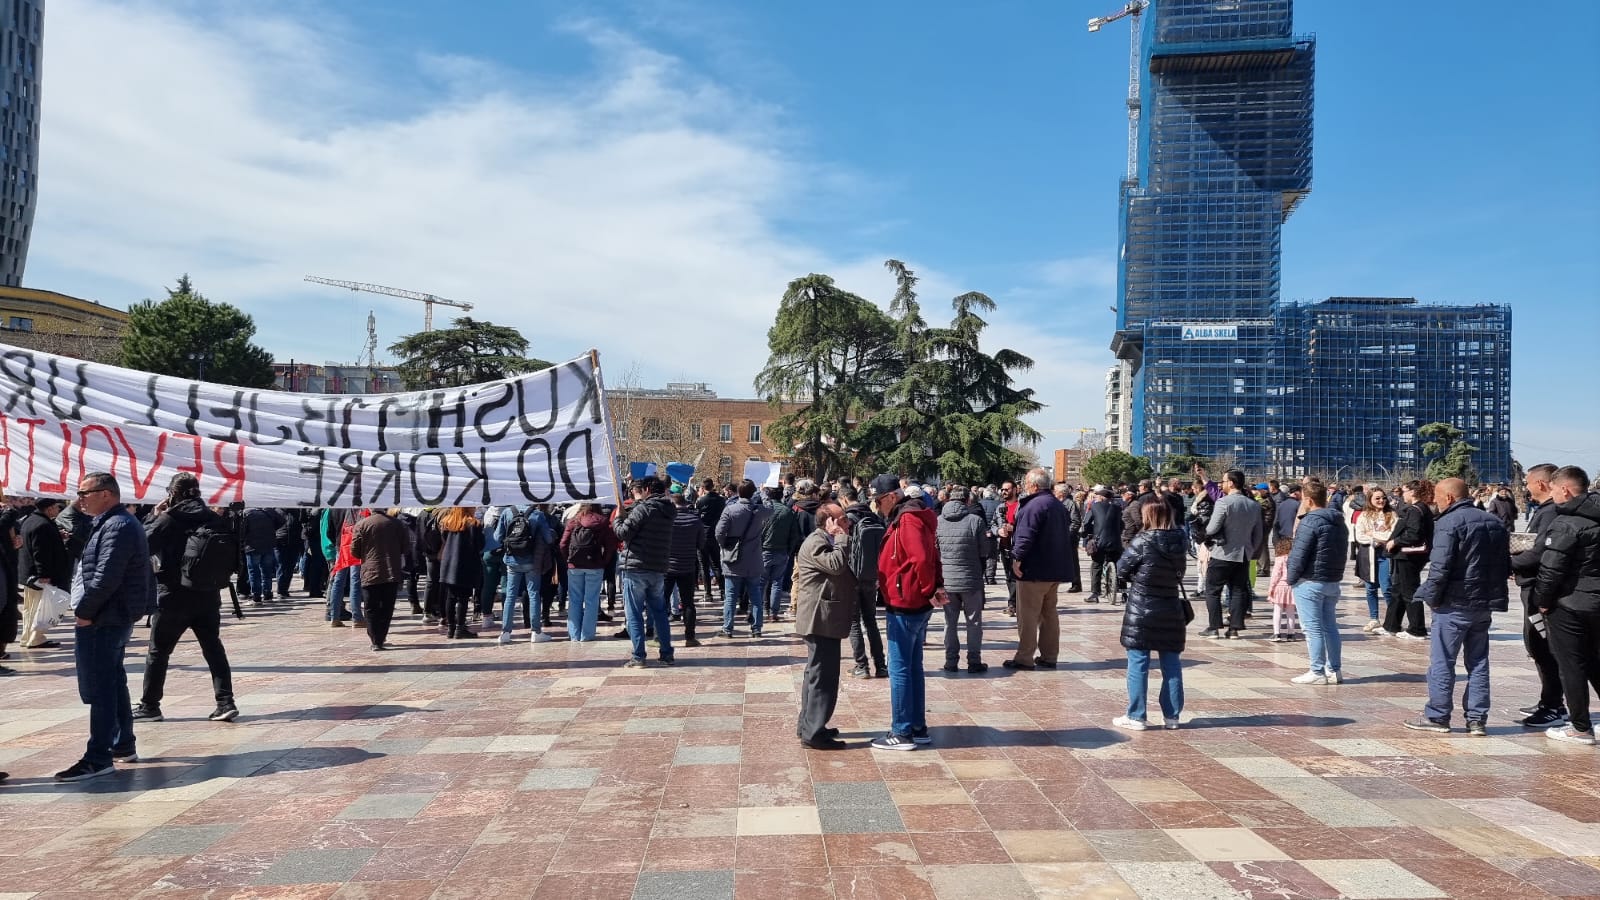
2, 456, 1596, 785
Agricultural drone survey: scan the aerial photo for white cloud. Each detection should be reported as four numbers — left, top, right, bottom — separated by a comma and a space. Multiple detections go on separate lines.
31, 0, 1115, 451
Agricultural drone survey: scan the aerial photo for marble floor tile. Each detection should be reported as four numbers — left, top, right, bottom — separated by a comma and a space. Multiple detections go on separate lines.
1164, 827, 1292, 862
1299, 858, 1448, 899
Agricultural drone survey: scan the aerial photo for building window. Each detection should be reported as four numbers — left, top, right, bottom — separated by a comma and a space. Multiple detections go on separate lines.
7, 316, 30, 331
748, 423, 762, 444
642, 417, 668, 441
690, 423, 702, 441
616, 422, 628, 441
719, 422, 732, 443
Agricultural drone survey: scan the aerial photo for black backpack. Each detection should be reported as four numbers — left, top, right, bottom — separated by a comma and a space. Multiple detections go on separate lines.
567, 522, 604, 568
503, 510, 536, 557
181, 520, 238, 591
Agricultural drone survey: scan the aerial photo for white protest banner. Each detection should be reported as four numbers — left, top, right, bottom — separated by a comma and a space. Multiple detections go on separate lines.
742, 460, 780, 488
0, 343, 621, 508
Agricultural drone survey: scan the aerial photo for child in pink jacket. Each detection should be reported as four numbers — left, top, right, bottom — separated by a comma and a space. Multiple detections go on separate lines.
1268, 536, 1302, 642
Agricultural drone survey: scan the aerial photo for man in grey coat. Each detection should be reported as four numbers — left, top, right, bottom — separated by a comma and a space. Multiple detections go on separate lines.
714, 479, 772, 638
936, 486, 988, 673
793, 504, 855, 750
1200, 470, 1264, 639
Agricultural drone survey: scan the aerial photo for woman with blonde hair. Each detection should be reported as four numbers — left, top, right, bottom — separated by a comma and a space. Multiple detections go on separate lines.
435, 507, 485, 639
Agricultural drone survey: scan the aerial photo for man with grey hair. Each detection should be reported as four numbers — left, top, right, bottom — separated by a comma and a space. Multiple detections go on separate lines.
1053, 482, 1083, 592
57, 473, 155, 782
1005, 468, 1075, 670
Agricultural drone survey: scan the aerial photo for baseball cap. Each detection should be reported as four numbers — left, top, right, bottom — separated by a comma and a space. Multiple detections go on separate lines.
869, 474, 901, 499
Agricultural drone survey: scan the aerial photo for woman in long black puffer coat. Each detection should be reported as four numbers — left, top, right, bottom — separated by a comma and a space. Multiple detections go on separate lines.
1113, 500, 1189, 731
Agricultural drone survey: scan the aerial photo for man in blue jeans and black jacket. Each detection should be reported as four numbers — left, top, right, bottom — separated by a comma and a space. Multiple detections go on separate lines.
57, 473, 156, 782
1404, 477, 1509, 736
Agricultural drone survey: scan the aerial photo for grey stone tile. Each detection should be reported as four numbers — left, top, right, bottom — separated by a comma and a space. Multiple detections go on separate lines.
338, 792, 434, 819
672, 745, 741, 766
520, 767, 601, 790
818, 805, 906, 834
814, 781, 895, 809
116, 824, 236, 856
633, 869, 735, 900
255, 848, 377, 885
365, 738, 430, 756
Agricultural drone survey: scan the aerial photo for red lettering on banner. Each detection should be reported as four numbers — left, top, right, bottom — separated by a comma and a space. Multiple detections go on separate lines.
17, 418, 44, 492
0, 413, 10, 489
115, 427, 164, 500
77, 425, 118, 486
211, 442, 246, 505
38, 422, 71, 494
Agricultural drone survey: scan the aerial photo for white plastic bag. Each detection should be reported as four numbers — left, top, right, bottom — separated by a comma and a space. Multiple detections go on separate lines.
34, 584, 74, 630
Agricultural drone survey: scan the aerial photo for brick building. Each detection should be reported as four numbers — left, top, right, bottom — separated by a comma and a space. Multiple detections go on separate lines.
0, 285, 128, 362
608, 383, 799, 487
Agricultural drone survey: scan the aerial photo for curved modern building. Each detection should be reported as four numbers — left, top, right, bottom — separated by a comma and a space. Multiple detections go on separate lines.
1, 0, 41, 287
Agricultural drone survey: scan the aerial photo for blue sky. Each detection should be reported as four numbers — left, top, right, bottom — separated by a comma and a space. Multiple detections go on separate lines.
28, 0, 1600, 473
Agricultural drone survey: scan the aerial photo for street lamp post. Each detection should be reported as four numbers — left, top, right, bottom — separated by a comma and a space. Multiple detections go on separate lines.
187, 351, 212, 381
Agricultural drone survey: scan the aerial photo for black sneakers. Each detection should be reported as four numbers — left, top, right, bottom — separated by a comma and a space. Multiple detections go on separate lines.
1465, 720, 1488, 737
209, 703, 239, 722
870, 733, 916, 752
131, 703, 163, 722
1402, 717, 1451, 734
55, 760, 115, 782
849, 666, 870, 678
1519, 707, 1567, 728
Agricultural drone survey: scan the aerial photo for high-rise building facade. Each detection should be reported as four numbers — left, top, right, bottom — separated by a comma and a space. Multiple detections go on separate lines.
1, 0, 41, 286
1107, 0, 1511, 481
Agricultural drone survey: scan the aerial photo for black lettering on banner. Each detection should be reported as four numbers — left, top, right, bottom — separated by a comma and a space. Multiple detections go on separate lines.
0, 350, 38, 415
452, 448, 489, 506
409, 451, 450, 506
337, 397, 368, 447
44, 357, 70, 419
515, 370, 558, 436
558, 428, 598, 500
296, 447, 327, 507
375, 395, 417, 452
206, 390, 244, 444
565, 361, 603, 429
184, 383, 203, 436
367, 451, 403, 507
517, 438, 554, 502
472, 382, 514, 442
325, 450, 364, 507
65, 363, 90, 420
143, 376, 160, 426
426, 390, 468, 449
297, 397, 338, 446
244, 392, 290, 447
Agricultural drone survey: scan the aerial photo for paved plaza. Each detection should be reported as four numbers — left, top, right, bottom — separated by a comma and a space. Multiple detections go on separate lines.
3, 569, 1599, 900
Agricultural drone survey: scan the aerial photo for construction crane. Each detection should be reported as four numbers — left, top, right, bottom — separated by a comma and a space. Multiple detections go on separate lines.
304, 276, 475, 332
1088, 0, 1148, 183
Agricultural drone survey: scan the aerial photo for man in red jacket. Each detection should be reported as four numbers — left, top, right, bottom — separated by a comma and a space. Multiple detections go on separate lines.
869, 474, 948, 751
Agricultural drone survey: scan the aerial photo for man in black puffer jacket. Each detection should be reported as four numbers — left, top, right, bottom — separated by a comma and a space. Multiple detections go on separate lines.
1531, 466, 1600, 745
1113, 500, 1188, 730
136, 474, 238, 724
613, 476, 677, 667
1510, 463, 1565, 726
1406, 478, 1509, 736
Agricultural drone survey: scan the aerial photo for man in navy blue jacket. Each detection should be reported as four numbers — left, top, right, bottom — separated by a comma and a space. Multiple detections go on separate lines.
1404, 477, 1510, 736
58, 473, 156, 782
1006, 468, 1075, 671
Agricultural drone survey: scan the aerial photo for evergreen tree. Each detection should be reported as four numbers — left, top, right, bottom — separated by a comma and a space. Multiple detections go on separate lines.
1081, 450, 1155, 489
1419, 421, 1479, 484
389, 317, 551, 389
120, 275, 276, 388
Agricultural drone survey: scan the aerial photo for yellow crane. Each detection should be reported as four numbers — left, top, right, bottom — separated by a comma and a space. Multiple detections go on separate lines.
304, 276, 475, 332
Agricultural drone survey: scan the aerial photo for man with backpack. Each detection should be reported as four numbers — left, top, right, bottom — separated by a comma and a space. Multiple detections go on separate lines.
495, 503, 557, 644
133, 473, 239, 725
762, 486, 804, 623
842, 486, 888, 678
714, 479, 771, 639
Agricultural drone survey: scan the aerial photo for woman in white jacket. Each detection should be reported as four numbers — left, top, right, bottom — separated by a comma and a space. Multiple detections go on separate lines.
1353, 488, 1396, 633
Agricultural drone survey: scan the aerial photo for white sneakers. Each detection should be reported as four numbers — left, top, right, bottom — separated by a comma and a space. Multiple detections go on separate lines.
1163, 718, 1181, 730
1290, 671, 1343, 685
1112, 716, 1148, 731
1362, 619, 1382, 634
496, 631, 514, 645
1547, 726, 1596, 746
531, 632, 553, 643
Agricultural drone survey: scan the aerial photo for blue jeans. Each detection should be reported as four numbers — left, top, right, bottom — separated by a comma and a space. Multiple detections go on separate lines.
1425, 607, 1493, 724
762, 552, 793, 617
244, 549, 275, 598
723, 575, 764, 634
568, 568, 604, 641
328, 566, 365, 623
623, 570, 673, 662
275, 540, 302, 597
1126, 649, 1183, 722
1294, 581, 1343, 676
1363, 555, 1391, 620
75, 623, 135, 767
885, 608, 932, 738
503, 565, 546, 635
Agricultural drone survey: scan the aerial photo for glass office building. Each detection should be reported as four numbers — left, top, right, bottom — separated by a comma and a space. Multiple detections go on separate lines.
1109, 0, 1511, 481
1, 0, 41, 287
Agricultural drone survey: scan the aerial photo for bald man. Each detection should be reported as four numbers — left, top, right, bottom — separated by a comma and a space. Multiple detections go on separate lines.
1404, 478, 1510, 736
